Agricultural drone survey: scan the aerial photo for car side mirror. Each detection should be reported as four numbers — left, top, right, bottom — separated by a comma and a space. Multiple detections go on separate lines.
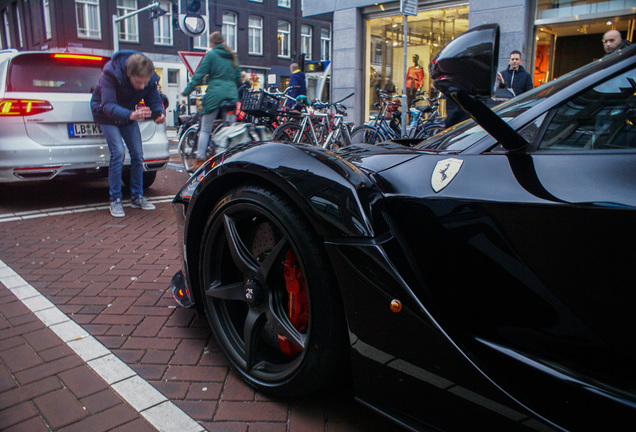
429, 24, 499, 98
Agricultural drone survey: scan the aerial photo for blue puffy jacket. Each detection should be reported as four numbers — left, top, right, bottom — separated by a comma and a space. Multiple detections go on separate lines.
91, 50, 163, 125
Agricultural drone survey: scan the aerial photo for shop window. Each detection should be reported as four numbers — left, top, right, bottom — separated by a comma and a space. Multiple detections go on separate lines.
364, 5, 469, 121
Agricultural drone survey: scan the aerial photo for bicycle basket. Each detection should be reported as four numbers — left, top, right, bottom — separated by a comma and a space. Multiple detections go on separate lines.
240, 90, 279, 117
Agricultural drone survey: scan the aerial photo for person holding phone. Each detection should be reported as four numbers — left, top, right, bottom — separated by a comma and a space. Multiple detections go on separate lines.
91, 51, 165, 218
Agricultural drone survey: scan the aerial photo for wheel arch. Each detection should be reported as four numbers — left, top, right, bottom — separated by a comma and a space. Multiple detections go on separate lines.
182, 144, 380, 318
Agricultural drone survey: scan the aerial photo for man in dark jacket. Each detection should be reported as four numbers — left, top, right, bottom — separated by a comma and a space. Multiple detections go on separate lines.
91, 51, 165, 217
603, 29, 632, 55
286, 62, 306, 110
496, 50, 533, 97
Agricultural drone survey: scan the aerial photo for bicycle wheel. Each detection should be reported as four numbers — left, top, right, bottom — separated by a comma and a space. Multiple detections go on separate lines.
272, 122, 312, 144
178, 124, 200, 172
349, 125, 384, 145
415, 123, 444, 140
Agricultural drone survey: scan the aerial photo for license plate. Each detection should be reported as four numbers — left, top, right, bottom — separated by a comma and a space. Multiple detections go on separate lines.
68, 123, 103, 138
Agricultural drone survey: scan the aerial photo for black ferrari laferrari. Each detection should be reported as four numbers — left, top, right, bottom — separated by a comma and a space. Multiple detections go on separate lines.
171, 24, 636, 431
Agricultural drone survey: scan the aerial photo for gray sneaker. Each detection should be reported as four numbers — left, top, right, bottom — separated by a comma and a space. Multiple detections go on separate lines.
130, 196, 155, 210
110, 199, 125, 217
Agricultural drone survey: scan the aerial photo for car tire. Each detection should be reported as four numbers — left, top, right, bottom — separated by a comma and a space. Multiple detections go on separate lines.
142, 171, 156, 188
121, 169, 157, 189
199, 186, 348, 397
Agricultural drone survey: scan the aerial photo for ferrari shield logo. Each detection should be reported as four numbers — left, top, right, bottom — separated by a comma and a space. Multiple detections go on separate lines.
431, 158, 463, 193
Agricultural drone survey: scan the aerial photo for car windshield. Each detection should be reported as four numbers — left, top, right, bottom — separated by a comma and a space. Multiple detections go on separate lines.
416, 53, 622, 152
7, 53, 108, 93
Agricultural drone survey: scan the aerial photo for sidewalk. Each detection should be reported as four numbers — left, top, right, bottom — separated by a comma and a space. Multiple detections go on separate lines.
0, 275, 161, 432
0, 168, 403, 432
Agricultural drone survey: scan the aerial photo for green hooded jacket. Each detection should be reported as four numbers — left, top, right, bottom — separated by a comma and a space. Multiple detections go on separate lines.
183, 44, 241, 115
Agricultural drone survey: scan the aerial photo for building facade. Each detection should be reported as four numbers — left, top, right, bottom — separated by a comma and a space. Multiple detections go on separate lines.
0, 0, 331, 125
304, 0, 636, 125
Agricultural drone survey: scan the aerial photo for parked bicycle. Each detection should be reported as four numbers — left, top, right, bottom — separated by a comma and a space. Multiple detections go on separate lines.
239, 86, 299, 133
178, 87, 300, 172
348, 89, 403, 144
178, 102, 242, 172
407, 91, 445, 140
272, 93, 358, 149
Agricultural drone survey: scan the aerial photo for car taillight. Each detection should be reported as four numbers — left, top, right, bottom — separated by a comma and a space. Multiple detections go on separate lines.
0, 99, 53, 116
52, 53, 104, 62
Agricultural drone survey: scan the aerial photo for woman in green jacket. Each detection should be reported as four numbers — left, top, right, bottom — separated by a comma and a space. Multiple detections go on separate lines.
182, 32, 241, 169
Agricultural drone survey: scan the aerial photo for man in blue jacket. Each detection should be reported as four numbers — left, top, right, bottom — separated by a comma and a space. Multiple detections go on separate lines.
91, 51, 165, 218
496, 50, 533, 97
286, 62, 307, 111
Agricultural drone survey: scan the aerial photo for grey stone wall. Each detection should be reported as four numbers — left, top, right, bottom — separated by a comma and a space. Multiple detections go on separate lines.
331, 8, 366, 126
468, 0, 536, 73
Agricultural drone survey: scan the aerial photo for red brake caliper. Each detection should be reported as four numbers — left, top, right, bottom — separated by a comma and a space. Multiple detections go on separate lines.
278, 250, 309, 357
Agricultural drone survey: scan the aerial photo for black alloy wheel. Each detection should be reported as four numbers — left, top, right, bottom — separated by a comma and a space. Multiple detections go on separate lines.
199, 186, 347, 396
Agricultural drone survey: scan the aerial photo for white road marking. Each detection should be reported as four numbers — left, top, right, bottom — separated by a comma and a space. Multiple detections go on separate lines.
0, 196, 175, 223
0, 259, 204, 432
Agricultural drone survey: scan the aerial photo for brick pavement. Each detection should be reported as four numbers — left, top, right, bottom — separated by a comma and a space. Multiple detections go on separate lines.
0, 166, 404, 431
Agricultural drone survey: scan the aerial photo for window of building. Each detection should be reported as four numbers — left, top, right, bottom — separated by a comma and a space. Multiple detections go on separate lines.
278, 0, 291, 8
43, 0, 52, 40
364, 5, 469, 121
249, 16, 263, 55
301, 25, 312, 60
153, 0, 172, 45
75, 0, 101, 39
249, 0, 263, 2
278, 21, 291, 58
320, 28, 331, 61
117, 0, 139, 43
168, 69, 179, 86
222, 12, 237, 52
2, 10, 11, 48
193, 12, 208, 49
15, 5, 23, 48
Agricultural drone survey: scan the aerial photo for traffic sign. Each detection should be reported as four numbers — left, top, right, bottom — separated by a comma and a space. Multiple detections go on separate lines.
178, 51, 205, 75
401, 0, 418, 16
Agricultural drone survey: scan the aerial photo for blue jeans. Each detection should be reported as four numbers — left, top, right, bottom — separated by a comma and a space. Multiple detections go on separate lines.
101, 122, 143, 201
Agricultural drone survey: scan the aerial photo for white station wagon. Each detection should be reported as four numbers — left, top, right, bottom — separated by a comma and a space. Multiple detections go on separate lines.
0, 50, 169, 187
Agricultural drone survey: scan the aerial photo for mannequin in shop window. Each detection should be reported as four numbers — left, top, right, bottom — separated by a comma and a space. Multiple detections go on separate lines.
406, 54, 425, 107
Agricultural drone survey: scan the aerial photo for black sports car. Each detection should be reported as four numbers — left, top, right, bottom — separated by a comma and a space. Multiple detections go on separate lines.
171, 24, 636, 431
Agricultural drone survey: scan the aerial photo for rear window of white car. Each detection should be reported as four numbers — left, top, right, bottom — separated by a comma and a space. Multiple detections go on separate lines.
7, 53, 109, 94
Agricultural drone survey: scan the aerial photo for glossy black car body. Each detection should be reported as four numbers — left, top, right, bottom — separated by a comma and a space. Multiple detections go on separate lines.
172, 25, 636, 431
